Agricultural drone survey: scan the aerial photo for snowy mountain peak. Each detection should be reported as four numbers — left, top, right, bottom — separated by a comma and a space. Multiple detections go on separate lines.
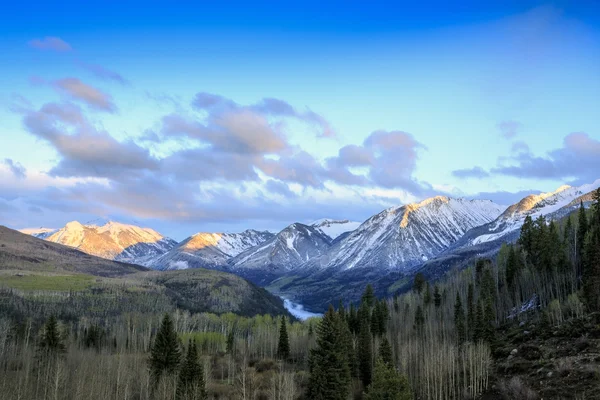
149, 229, 274, 271
467, 180, 600, 246
311, 196, 504, 272
22, 220, 176, 266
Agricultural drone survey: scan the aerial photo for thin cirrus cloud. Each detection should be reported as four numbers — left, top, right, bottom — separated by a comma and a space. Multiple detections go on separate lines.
53, 78, 117, 112
28, 36, 72, 52
78, 62, 128, 85
2, 159, 27, 179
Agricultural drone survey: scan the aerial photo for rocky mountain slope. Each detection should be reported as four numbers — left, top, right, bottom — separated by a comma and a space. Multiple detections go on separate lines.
306, 196, 505, 273
227, 223, 333, 284
21, 221, 176, 265
452, 180, 600, 250
150, 229, 274, 270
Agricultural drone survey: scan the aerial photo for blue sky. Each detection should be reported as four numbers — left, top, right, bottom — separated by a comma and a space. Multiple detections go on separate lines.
1, 1, 599, 240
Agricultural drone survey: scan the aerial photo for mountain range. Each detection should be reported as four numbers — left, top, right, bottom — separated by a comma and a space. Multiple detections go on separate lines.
17, 179, 600, 310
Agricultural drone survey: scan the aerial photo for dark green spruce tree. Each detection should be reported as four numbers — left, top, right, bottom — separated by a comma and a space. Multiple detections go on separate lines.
308, 305, 351, 400
583, 189, 600, 310
149, 313, 181, 382
364, 359, 412, 400
176, 339, 207, 400
358, 304, 373, 388
577, 201, 589, 279
454, 292, 466, 345
378, 336, 393, 367
277, 316, 290, 360
38, 315, 66, 356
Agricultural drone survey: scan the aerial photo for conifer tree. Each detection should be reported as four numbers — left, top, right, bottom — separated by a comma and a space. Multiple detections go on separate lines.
358, 305, 373, 388
362, 284, 375, 308
467, 283, 474, 338
378, 336, 393, 367
149, 313, 181, 382
506, 245, 519, 288
338, 299, 346, 321
433, 285, 441, 308
176, 339, 207, 400
482, 296, 496, 343
583, 189, 600, 310
519, 215, 535, 261
277, 316, 290, 360
364, 359, 412, 400
454, 292, 466, 345
577, 201, 588, 277
349, 303, 359, 334
39, 315, 66, 356
412, 273, 426, 294
308, 305, 351, 400
473, 301, 484, 342
371, 299, 381, 336
393, 295, 400, 312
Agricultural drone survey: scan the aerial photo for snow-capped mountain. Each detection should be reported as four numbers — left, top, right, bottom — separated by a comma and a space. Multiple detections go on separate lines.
457, 180, 600, 247
19, 227, 57, 239
150, 229, 274, 270
227, 223, 332, 283
310, 219, 361, 240
305, 196, 505, 273
23, 221, 177, 265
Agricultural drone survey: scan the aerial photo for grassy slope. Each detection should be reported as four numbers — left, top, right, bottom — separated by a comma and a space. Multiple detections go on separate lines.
0, 225, 289, 318
0, 225, 147, 277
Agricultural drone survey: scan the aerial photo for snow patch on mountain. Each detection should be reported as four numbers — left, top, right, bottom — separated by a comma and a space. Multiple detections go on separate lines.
310, 218, 361, 240
19, 227, 57, 239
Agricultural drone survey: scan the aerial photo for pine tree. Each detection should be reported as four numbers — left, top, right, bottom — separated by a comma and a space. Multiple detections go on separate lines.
433, 285, 441, 308
482, 296, 496, 343
371, 299, 381, 336
362, 284, 375, 308
308, 305, 351, 400
358, 304, 373, 388
577, 201, 589, 277
364, 359, 412, 400
378, 336, 393, 367
473, 301, 484, 342
39, 315, 66, 356
177, 340, 207, 400
277, 316, 290, 360
412, 273, 426, 294
519, 215, 535, 261
467, 283, 474, 339
149, 313, 181, 382
349, 303, 359, 334
582, 189, 600, 310
454, 292, 466, 345
338, 299, 346, 321
506, 245, 519, 288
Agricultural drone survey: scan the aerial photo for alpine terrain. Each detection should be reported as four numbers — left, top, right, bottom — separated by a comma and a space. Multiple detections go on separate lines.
150, 229, 274, 270
21, 221, 177, 266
